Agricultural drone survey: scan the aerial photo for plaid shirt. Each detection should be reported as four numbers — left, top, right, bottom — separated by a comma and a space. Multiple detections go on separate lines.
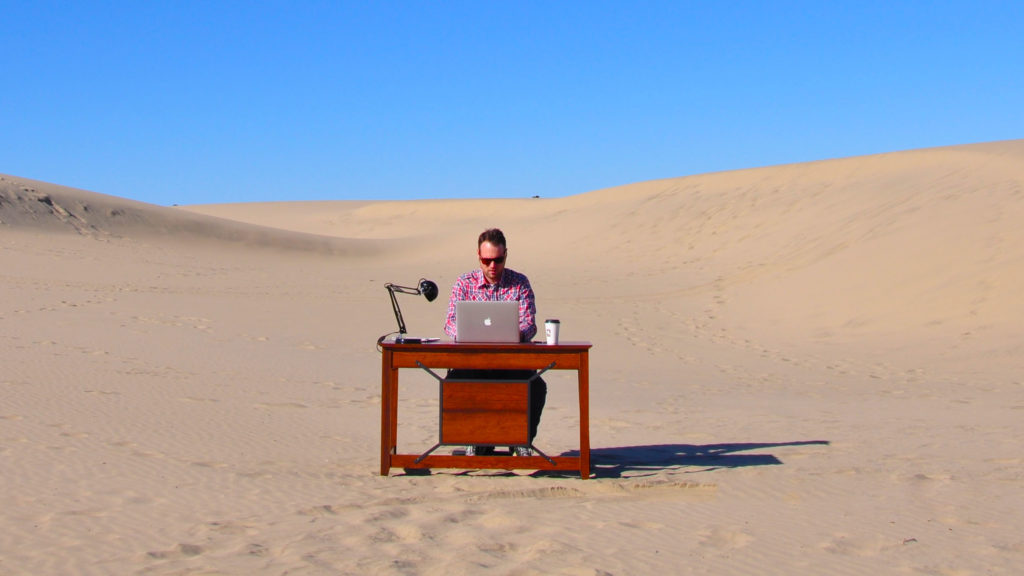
444, 268, 537, 341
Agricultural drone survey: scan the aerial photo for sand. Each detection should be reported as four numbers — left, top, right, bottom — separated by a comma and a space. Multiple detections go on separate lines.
2, 140, 1023, 574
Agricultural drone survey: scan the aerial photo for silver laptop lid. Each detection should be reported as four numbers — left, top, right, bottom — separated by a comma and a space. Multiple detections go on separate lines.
455, 301, 520, 343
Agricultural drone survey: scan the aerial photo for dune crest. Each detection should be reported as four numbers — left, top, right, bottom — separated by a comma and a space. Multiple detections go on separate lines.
184, 140, 1024, 353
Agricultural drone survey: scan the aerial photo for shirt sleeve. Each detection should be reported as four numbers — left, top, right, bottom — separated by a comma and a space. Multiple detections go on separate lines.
517, 276, 538, 342
443, 275, 466, 340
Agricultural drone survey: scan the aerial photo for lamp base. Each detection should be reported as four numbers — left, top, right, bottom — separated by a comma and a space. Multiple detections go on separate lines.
394, 335, 439, 344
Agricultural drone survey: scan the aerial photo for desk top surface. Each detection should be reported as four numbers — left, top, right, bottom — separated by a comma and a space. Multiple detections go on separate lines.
381, 340, 592, 352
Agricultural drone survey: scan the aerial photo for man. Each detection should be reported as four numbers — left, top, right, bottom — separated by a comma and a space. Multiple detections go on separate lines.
443, 228, 547, 457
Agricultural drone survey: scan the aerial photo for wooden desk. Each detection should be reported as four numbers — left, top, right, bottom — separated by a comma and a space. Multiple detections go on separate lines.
380, 341, 593, 478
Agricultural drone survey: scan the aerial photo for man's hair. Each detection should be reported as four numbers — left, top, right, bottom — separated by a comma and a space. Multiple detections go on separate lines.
477, 228, 506, 249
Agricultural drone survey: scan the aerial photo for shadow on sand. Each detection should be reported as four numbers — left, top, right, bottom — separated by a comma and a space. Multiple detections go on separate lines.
400, 441, 830, 479
583, 441, 830, 478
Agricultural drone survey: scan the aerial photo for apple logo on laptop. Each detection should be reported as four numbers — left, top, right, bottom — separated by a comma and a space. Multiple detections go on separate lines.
484, 317, 492, 326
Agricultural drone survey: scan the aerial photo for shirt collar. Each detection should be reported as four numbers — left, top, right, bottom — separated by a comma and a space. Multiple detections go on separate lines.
472, 268, 505, 289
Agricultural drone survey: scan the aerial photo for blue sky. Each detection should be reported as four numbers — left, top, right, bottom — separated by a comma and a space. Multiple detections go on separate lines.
3, 1, 1022, 206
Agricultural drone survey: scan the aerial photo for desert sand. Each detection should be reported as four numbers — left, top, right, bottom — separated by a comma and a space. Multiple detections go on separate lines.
2, 140, 1023, 574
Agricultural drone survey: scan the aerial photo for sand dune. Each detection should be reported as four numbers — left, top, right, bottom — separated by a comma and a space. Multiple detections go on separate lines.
183, 140, 1024, 362
0, 175, 385, 256
3, 140, 1024, 574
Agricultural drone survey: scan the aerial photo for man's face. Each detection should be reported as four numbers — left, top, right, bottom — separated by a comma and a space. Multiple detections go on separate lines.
478, 241, 507, 285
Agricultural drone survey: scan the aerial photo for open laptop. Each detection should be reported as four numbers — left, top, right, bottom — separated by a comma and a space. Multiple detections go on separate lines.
455, 301, 520, 343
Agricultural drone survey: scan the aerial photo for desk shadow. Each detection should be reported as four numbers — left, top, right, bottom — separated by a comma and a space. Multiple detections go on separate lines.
580, 440, 830, 479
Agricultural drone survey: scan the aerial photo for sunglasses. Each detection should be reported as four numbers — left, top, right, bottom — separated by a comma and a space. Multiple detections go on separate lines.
479, 254, 506, 266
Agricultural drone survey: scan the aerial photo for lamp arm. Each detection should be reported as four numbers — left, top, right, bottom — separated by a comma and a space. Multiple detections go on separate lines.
386, 284, 422, 295
385, 283, 411, 335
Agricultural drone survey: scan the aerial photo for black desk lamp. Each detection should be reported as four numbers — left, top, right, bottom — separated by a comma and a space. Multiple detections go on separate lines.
385, 278, 439, 343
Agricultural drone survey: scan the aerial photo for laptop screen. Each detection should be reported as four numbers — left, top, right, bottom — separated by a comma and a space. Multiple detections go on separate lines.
455, 301, 520, 342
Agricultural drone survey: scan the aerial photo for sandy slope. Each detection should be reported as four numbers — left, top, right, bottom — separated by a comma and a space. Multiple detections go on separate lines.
0, 175, 385, 255
2, 141, 1023, 575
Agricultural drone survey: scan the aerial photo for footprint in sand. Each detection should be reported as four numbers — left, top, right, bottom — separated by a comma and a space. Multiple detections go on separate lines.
146, 543, 204, 559
253, 402, 308, 409
821, 533, 895, 557
698, 525, 753, 550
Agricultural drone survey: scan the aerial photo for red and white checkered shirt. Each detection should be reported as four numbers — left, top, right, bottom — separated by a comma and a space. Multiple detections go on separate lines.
443, 268, 538, 341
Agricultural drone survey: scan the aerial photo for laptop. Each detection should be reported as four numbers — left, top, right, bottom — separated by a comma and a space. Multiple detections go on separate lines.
455, 301, 521, 343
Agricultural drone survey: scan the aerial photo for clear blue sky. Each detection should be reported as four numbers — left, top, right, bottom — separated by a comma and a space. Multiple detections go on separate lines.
3, 1, 1022, 206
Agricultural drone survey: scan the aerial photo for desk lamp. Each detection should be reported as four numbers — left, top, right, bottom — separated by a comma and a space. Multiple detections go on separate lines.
385, 278, 438, 343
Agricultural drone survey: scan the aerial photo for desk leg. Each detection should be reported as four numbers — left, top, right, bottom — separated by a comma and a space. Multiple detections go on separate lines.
579, 350, 591, 479
389, 366, 399, 454
380, 350, 396, 476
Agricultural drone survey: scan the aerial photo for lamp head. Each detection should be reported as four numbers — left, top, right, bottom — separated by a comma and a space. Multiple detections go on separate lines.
419, 279, 438, 302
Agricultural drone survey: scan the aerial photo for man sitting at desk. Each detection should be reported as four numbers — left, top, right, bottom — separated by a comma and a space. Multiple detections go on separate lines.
443, 228, 547, 457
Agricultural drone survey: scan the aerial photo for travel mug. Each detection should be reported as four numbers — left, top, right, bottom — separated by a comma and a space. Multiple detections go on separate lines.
545, 319, 560, 345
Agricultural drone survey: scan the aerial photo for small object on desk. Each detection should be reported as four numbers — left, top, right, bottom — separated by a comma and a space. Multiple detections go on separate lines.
545, 319, 560, 345
394, 336, 439, 344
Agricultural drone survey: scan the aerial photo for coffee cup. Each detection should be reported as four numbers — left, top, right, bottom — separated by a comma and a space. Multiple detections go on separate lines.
545, 319, 560, 345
